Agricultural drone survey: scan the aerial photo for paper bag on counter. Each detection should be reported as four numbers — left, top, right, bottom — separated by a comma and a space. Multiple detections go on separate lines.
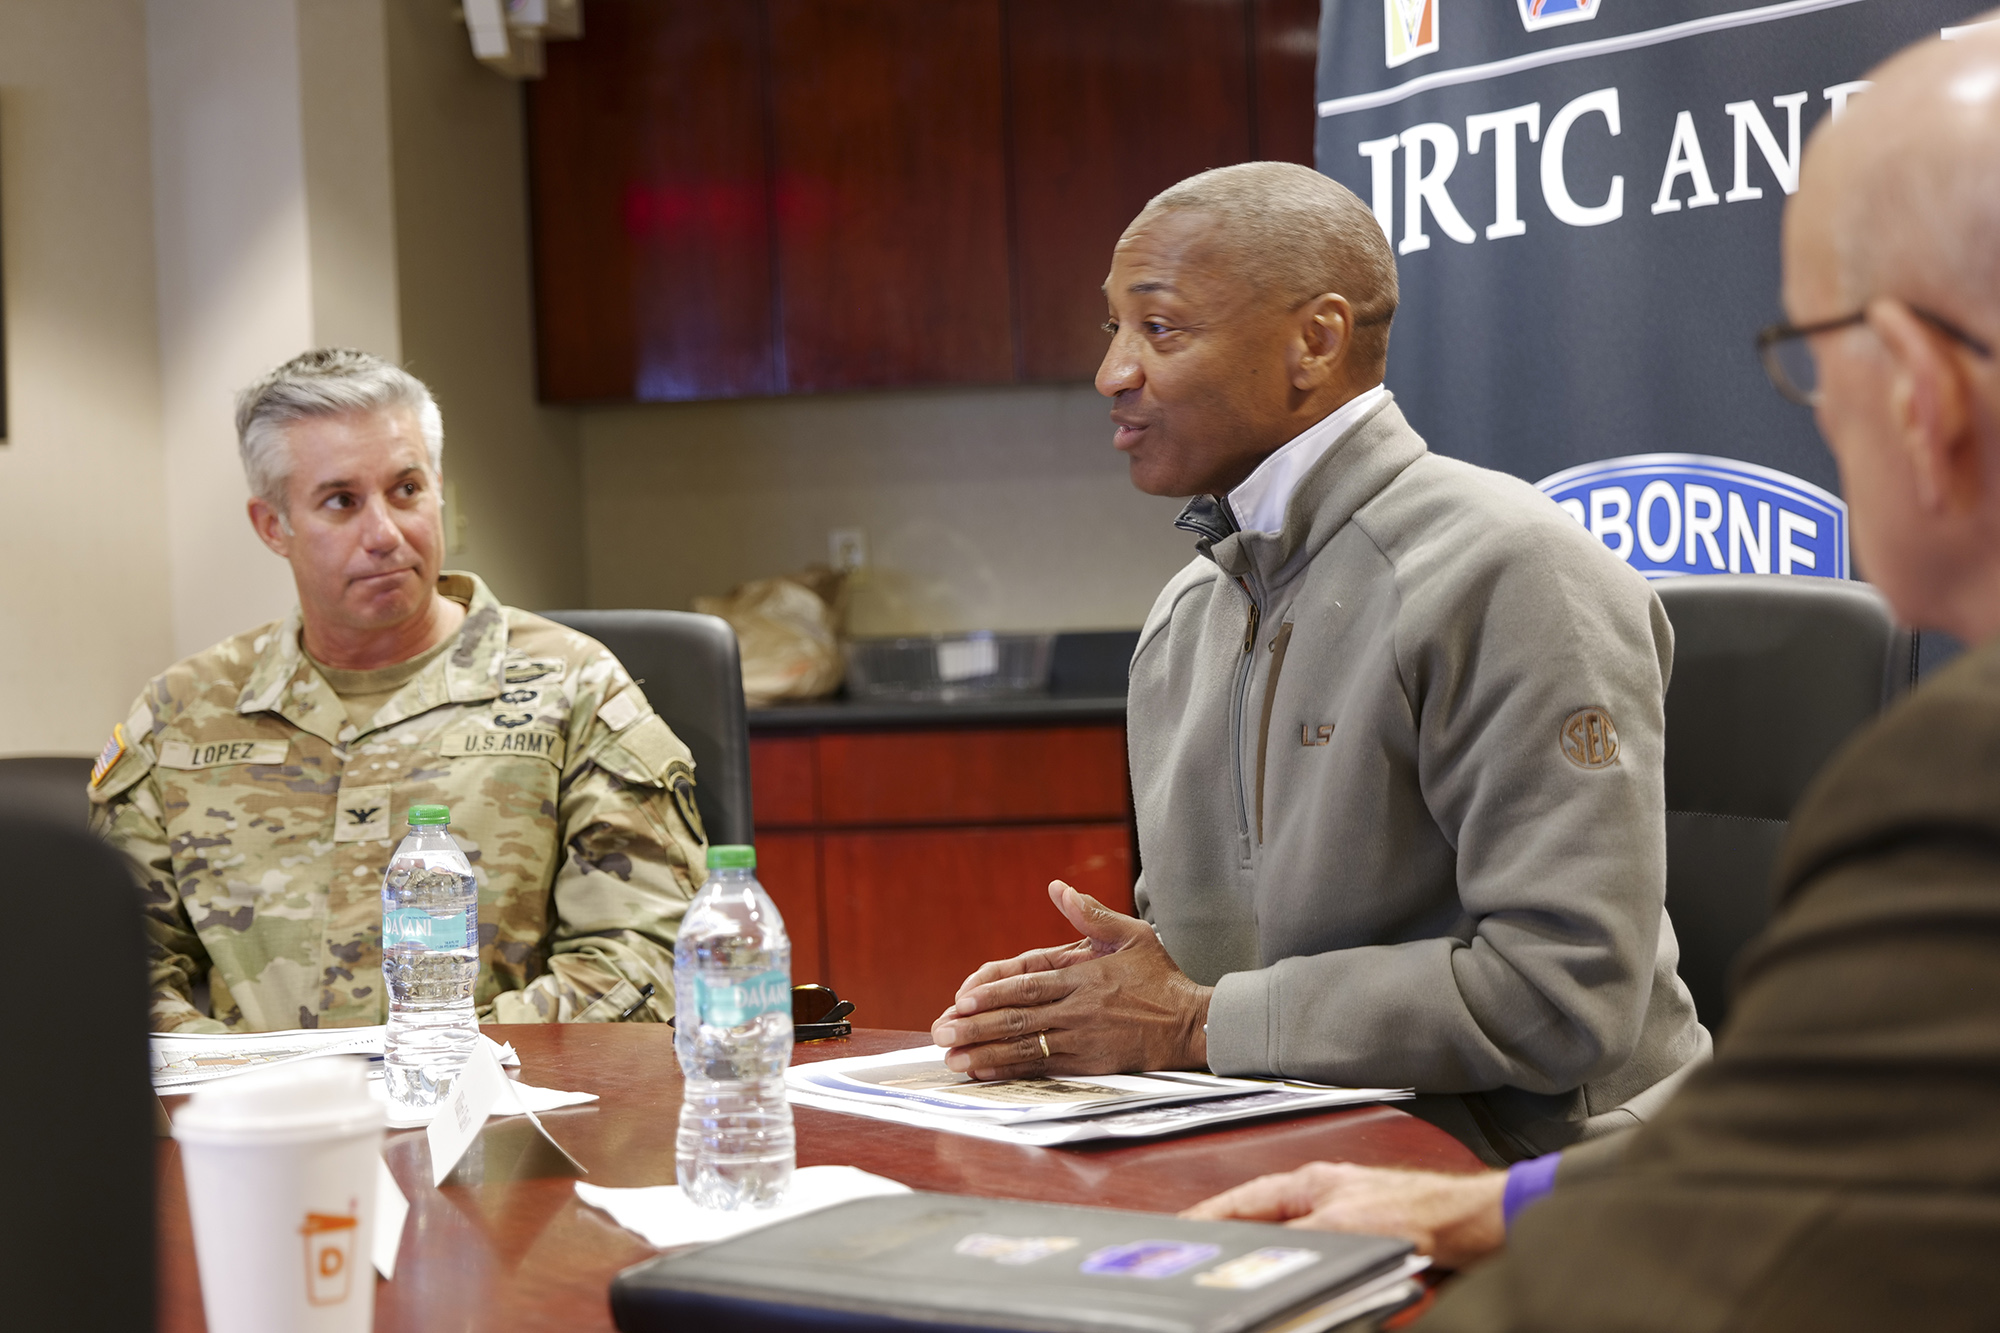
695, 570, 846, 706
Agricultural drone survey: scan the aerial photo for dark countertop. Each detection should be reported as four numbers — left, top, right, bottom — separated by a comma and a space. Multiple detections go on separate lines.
746, 629, 1137, 732
747, 691, 1126, 731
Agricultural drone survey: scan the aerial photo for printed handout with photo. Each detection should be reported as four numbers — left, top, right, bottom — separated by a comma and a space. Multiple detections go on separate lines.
846, 1061, 1125, 1106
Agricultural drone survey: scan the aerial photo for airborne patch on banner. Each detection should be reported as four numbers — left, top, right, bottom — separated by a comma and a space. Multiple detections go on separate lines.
1315, 0, 1964, 544
1538, 454, 1848, 581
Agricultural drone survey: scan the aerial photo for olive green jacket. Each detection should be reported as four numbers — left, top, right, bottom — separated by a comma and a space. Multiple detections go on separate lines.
90, 573, 706, 1032
1425, 635, 2000, 1331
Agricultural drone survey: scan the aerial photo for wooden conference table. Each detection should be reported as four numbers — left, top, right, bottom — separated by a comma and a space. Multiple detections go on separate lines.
156, 1026, 1486, 1332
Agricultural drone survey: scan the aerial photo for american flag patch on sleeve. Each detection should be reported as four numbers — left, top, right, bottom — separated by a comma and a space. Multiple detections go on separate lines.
90, 724, 126, 788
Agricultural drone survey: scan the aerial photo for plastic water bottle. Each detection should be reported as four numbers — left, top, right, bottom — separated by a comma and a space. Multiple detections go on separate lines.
675, 844, 794, 1210
381, 804, 481, 1113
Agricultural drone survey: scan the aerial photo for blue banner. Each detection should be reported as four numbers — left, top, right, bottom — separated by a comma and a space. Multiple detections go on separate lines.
1316, 0, 1986, 582
1538, 452, 1847, 579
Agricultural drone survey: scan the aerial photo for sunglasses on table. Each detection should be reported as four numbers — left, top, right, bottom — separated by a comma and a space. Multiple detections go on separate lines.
661, 982, 855, 1041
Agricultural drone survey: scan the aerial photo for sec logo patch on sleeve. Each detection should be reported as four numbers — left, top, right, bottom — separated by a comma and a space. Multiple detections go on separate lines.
1560, 707, 1620, 769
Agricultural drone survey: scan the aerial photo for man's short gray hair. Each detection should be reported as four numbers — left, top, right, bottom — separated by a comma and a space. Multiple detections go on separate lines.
235, 349, 445, 513
1133, 161, 1400, 365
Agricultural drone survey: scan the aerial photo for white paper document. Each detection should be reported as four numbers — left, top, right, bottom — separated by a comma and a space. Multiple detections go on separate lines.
151, 1025, 519, 1089
785, 1046, 1410, 1147
426, 1041, 512, 1184
575, 1165, 911, 1249
793, 1047, 1277, 1121
1268, 1256, 1431, 1333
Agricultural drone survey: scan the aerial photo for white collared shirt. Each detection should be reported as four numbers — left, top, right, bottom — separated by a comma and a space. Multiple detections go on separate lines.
1226, 384, 1390, 535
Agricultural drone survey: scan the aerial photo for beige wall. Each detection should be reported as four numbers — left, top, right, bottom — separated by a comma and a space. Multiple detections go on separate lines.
297, 0, 402, 358
385, 0, 583, 613
150, 0, 581, 652
580, 383, 1192, 635
0, 0, 1161, 768
0, 0, 581, 756
148, 0, 326, 659
0, 0, 174, 754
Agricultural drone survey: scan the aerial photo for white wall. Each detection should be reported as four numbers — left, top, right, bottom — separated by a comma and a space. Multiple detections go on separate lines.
580, 383, 1192, 635
0, 0, 175, 754
147, 0, 321, 659
0, 0, 578, 755
297, 0, 403, 357
149, 0, 422, 661
0, 0, 1162, 763
384, 0, 583, 612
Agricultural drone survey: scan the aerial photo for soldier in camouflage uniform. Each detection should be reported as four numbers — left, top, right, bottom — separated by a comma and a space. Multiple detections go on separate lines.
88, 349, 706, 1032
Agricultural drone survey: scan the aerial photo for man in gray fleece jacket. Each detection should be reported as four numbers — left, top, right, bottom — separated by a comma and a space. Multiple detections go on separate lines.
931, 161, 1706, 1163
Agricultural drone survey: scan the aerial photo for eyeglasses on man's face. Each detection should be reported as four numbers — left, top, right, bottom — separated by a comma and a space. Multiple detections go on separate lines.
1757, 304, 1994, 407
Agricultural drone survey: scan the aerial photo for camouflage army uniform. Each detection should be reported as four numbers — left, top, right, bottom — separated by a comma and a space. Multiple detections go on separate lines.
89, 572, 706, 1033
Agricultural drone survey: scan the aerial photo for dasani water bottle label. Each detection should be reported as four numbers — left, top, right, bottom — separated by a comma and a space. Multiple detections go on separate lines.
383, 907, 471, 951
694, 968, 789, 1028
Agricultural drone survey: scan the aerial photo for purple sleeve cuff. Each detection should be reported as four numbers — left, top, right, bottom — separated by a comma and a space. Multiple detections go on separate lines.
1501, 1152, 1562, 1229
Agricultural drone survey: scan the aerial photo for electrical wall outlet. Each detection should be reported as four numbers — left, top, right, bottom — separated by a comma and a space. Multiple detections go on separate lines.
829, 528, 867, 572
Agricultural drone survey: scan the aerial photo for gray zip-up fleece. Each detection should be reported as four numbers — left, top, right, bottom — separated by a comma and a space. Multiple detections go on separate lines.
1130, 396, 1709, 1159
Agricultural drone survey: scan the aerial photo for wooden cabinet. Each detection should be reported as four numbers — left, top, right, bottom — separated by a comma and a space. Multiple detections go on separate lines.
816, 726, 1128, 826
753, 831, 826, 992
1253, 0, 1325, 172
530, 2, 776, 401
822, 825, 1132, 1033
527, 0, 1324, 403
749, 723, 1135, 1031
1006, 1, 1253, 382
768, 0, 1013, 392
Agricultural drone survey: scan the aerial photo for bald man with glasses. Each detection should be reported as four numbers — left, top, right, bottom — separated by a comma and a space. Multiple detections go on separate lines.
1187, 23, 2000, 1330
1760, 306, 1994, 406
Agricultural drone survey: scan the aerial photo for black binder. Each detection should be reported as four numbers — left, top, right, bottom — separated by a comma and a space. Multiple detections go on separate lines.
610, 1192, 1419, 1333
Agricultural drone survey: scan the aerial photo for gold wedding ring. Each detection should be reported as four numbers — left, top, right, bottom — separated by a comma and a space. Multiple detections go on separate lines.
1037, 1031, 1051, 1060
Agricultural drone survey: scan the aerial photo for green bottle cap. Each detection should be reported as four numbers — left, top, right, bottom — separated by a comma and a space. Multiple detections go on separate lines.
407, 805, 451, 826
708, 844, 756, 869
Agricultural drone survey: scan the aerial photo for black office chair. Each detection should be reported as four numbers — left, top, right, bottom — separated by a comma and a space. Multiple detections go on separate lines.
1656, 574, 1915, 1028
0, 754, 96, 827
542, 609, 753, 845
0, 813, 154, 1329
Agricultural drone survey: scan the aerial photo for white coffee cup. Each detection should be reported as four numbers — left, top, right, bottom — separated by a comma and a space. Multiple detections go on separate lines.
173, 1058, 387, 1333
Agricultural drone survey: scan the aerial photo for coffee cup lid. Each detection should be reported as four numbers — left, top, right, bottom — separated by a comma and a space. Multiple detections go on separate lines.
173, 1058, 385, 1142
